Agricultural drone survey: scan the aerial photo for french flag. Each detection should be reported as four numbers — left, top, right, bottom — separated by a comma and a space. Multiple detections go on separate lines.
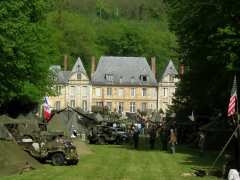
43, 96, 52, 122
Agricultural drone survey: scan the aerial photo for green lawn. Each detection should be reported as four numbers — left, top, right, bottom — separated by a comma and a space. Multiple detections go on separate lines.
1, 142, 220, 180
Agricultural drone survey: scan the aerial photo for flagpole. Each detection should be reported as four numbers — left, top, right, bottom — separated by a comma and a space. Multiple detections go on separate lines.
236, 76, 240, 171
233, 74, 240, 171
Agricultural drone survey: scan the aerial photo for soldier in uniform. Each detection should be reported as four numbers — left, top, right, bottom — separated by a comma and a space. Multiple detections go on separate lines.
160, 126, 168, 151
149, 124, 157, 149
132, 125, 140, 149
169, 128, 177, 154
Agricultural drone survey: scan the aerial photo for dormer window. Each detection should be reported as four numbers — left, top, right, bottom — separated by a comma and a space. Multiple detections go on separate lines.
131, 77, 135, 83
119, 76, 123, 83
105, 74, 113, 81
140, 75, 147, 82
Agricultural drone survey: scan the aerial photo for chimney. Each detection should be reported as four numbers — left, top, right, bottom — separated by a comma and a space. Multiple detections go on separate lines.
179, 62, 184, 77
64, 55, 68, 71
91, 56, 96, 78
151, 57, 156, 78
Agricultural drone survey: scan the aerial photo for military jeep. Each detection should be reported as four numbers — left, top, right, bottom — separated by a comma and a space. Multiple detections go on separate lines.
88, 125, 128, 145
3, 120, 79, 166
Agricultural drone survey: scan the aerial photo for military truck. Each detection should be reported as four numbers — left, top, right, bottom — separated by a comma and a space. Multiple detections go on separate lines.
2, 119, 79, 165
88, 125, 128, 144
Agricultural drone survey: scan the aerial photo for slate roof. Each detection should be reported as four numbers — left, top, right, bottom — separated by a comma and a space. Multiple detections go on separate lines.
161, 60, 178, 80
57, 71, 72, 84
50, 57, 87, 84
92, 56, 157, 86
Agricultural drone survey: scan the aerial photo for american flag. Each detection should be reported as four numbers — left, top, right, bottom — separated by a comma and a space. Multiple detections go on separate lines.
228, 76, 238, 117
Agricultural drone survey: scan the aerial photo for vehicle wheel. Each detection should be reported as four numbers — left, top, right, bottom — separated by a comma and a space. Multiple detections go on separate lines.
116, 138, 122, 145
39, 158, 46, 164
67, 159, 79, 165
51, 153, 65, 166
98, 137, 105, 144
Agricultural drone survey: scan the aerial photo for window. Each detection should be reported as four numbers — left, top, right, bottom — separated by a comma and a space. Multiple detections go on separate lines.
142, 88, 147, 96
70, 100, 75, 108
96, 88, 101, 97
82, 100, 87, 111
77, 64, 81, 72
96, 102, 103, 107
140, 75, 147, 81
172, 88, 176, 94
106, 102, 112, 111
130, 88, 135, 97
77, 73, 81, 80
130, 102, 136, 113
163, 88, 168, 97
56, 86, 62, 95
169, 75, 174, 82
149, 103, 153, 110
82, 86, 87, 97
118, 88, 124, 96
107, 88, 112, 96
105, 74, 113, 81
70, 86, 75, 96
55, 101, 61, 110
118, 102, 124, 113
152, 88, 157, 97
141, 103, 147, 111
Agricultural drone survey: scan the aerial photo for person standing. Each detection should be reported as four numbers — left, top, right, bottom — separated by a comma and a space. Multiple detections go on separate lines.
132, 125, 140, 149
198, 131, 205, 155
160, 127, 168, 151
149, 124, 157, 149
169, 128, 177, 154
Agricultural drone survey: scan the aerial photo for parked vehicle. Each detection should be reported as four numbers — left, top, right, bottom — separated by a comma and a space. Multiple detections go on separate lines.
88, 125, 128, 144
3, 120, 79, 166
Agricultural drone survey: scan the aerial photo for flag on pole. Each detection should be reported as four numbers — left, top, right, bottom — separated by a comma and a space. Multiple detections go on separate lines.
228, 76, 238, 117
43, 96, 52, 122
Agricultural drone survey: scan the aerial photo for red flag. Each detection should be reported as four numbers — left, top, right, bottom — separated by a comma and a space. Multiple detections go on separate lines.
43, 96, 52, 122
228, 76, 238, 117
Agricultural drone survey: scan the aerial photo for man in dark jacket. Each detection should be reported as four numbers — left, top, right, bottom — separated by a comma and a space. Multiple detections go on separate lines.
132, 125, 140, 149
149, 125, 157, 149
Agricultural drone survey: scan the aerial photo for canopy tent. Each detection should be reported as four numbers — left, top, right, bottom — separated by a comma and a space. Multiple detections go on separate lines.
0, 115, 41, 176
48, 107, 97, 137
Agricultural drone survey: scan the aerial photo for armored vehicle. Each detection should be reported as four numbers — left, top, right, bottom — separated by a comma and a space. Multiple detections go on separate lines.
2, 119, 79, 165
88, 125, 128, 144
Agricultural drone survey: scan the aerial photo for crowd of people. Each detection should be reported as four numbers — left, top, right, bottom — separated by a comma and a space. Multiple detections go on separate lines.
126, 116, 206, 156
128, 121, 178, 154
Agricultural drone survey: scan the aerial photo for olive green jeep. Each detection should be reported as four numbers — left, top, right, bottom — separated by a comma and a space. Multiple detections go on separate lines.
2, 120, 79, 166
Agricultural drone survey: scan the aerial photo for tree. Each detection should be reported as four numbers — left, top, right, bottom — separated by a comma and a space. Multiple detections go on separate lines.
0, 0, 57, 115
97, 20, 178, 79
167, 0, 240, 117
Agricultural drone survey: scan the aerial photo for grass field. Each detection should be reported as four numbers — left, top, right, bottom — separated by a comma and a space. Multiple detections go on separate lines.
1, 141, 221, 180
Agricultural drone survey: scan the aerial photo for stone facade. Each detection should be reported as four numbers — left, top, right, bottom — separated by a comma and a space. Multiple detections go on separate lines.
48, 56, 178, 115
91, 56, 158, 115
158, 60, 179, 113
48, 57, 92, 112
92, 86, 157, 114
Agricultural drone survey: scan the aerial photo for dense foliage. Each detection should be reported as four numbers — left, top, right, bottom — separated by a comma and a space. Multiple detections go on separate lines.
0, 0, 57, 115
166, 0, 240, 118
0, 0, 178, 115
49, 0, 178, 78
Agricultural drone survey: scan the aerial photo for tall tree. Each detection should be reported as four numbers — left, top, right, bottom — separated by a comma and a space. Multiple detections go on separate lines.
0, 0, 56, 115
167, 0, 240, 117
